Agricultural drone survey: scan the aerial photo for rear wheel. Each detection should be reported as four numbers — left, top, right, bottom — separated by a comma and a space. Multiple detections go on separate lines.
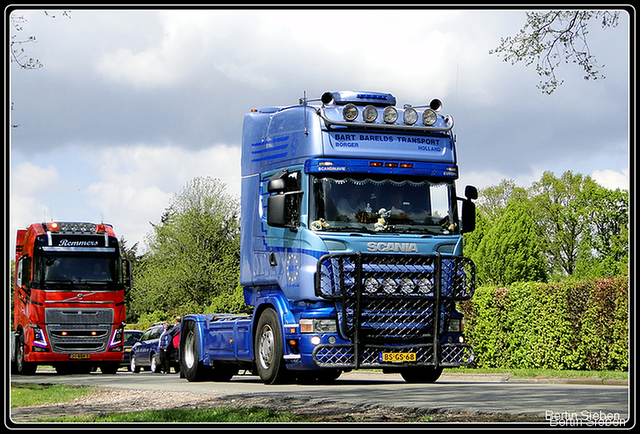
150, 353, 160, 373
254, 309, 289, 384
130, 353, 141, 373
181, 321, 209, 382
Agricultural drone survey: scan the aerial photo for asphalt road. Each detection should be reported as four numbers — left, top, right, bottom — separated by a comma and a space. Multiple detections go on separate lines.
10, 368, 630, 422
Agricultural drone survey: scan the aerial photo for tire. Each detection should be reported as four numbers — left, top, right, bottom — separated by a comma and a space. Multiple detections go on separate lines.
150, 353, 160, 373
254, 309, 288, 385
130, 353, 141, 373
15, 332, 37, 375
181, 320, 209, 382
400, 367, 443, 383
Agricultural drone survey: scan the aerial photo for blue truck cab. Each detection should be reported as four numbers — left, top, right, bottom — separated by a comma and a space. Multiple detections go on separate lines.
181, 91, 477, 384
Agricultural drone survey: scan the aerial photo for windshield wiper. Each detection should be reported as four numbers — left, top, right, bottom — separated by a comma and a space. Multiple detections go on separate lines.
389, 226, 441, 235
327, 226, 376, 234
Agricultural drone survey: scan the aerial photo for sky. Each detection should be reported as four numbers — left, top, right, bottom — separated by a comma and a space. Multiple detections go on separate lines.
7, 7, 632, 254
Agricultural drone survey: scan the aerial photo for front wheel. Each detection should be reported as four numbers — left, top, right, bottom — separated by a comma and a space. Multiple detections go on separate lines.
15, 333, 37, 375
254, 309, 289, 385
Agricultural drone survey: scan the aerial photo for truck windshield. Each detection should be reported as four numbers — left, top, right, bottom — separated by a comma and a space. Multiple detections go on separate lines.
311, 176, 459, 235
34, 255, 121, 290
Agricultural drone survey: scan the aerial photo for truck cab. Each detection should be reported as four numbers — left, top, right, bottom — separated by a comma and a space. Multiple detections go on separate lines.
181, 91, 477, 384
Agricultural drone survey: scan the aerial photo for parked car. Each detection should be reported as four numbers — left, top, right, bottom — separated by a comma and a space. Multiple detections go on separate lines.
121, 329, 143, 370
130, 323, 179, 373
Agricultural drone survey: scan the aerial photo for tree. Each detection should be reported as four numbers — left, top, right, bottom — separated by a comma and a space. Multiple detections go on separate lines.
490, 10, 620, 94
476, 179, 527, 223
573, 184, 629, 279
129, 177, 240, 320
472, 200, 547, 286
468, 171, 628, 284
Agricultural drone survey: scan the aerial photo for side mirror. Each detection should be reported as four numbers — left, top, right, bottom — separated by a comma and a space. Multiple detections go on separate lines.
267, 178, 286, 193
461, 185, 477, 233
123, 259, 133, 290
465, 185, 478, 200
266, 171, 303, 230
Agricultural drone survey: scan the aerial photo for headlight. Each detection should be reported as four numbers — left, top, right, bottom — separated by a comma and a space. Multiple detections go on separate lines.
342, 103, 358, 122
31, 326, 48, 347
110, 326, 124, 346
383, 106, 398, 124
422, 109, 437, 126
300, 319, 337, 334
382, 278, 398, 294
362, 105, 378, 123
417, 277, 434, 294
403, 107, 418, 125
364, 277, 380, 293
399, 278, 415, 294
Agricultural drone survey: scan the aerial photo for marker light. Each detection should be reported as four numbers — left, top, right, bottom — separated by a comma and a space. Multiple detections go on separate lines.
362, 105, 378, 123
422, 109, 438, 126
383, 106, 398, 124
342, 104, 358, 122
403, 107, 418, 125
50, 222, 59, 232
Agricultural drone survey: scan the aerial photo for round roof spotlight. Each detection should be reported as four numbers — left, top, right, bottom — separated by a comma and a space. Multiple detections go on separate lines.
342, 103, 358, 122
403, 107, 418, 125
321, 92, 336, 105
422, 109, 438, 126
383, 106, 398, 124
362, 105, 378, 123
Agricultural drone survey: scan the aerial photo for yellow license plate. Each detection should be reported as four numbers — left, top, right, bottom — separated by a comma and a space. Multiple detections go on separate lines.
380, 352, 416, 363
69, 353, 90, 360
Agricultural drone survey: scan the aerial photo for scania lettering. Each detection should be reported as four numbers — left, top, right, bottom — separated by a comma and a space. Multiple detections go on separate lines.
11, 222, 132, 375
181, 91, 478, 384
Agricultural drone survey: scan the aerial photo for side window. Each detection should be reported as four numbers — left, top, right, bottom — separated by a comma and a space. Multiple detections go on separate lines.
16, 256, 31, 293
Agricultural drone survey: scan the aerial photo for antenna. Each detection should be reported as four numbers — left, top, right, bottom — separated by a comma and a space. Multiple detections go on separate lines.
302, 90, 309, 136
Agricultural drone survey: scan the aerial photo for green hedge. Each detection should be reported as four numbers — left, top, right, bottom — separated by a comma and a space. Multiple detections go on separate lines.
459, 277, 628, 371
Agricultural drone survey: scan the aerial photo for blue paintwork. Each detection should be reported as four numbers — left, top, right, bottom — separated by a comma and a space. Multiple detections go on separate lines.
188, 91, 469, 371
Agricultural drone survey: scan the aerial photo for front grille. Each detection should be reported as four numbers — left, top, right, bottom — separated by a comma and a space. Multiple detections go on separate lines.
44, 308, 114, 353
314, 253, 475, 368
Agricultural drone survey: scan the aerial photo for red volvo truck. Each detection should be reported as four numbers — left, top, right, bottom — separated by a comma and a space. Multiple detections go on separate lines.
11, 222, 132, 374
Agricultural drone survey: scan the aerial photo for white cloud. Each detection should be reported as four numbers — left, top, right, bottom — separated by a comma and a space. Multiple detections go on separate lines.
81, 143, 241, 251
591, 168, 630, 191
10, 162, 64, 251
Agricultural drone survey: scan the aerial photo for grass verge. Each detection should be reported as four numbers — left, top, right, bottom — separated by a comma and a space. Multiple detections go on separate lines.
11, 383, 99, 408
446, 367, 628, 381
35, 407, 310, 423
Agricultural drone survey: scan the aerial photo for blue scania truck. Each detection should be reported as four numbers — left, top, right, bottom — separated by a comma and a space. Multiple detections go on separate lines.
180, 91, 478, 384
